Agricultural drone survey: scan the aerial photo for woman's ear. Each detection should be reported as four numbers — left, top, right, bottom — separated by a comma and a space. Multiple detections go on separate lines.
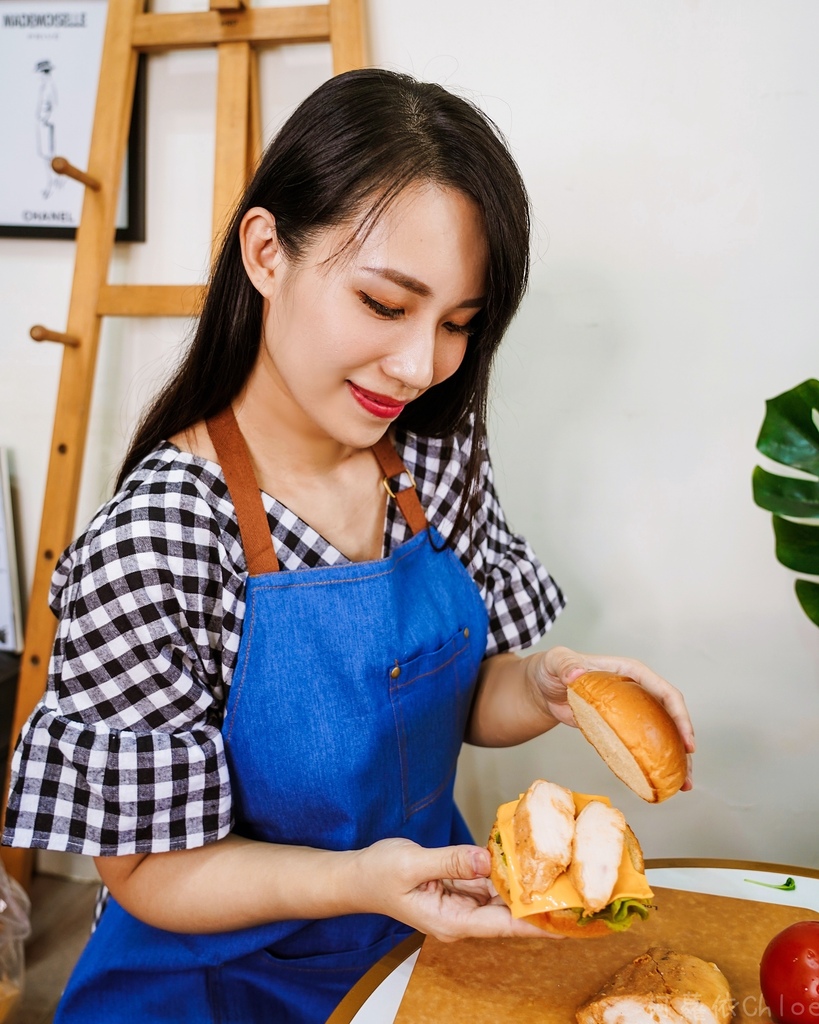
239, 207, 281, 297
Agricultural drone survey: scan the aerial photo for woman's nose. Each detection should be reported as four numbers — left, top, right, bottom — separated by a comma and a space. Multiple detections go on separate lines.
382, 328, 436, 391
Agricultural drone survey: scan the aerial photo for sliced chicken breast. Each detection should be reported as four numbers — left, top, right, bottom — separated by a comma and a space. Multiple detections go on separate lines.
512, 779, 575, 901
569, 799, 626, 914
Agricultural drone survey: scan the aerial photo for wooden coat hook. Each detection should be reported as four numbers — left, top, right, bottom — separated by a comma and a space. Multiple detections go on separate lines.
6, 0, 368, 894
51, 156, 101, 192
30, 325, 81, 348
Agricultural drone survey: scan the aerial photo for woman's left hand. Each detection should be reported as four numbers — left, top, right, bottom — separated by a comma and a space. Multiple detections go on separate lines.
525, 646, 695, 791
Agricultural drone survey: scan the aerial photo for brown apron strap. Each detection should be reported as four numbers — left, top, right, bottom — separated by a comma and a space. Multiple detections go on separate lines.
206, 406, 279, 576
371, 435, 429, 536
205, 409, 427, 572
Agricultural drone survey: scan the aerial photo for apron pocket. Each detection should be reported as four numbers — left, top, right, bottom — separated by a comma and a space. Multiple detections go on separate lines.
388, 627, 473, 820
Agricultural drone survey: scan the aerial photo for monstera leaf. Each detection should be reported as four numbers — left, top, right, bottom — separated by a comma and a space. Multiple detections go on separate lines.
753, 379, 819, 627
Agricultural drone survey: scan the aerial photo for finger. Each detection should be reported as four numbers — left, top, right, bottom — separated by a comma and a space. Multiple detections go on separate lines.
568, 653, 697, 755
645, 680, 696, 756
636, 674, 696, 756
508, 918, 565, 939
681, 750, 694, 791
437, 903, 565, 941
416, 844, 491, 885
542, 645, 589, 686
444, 877, 495, 902
483, 896, 564, 938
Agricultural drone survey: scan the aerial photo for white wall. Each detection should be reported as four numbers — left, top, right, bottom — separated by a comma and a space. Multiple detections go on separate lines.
2, 1, 818, 874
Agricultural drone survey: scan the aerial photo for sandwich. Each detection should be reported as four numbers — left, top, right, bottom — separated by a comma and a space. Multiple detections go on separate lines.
488, 779, 654, 938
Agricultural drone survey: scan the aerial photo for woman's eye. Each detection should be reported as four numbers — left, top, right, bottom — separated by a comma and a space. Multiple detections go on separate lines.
444, 321, 477, 337
359, 292, 403, 319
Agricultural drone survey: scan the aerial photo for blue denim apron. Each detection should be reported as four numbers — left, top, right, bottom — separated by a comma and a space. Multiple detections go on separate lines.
56, 408, 488, 1024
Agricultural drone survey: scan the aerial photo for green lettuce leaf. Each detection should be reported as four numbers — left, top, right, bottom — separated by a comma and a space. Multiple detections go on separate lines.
574, 897, 653, 932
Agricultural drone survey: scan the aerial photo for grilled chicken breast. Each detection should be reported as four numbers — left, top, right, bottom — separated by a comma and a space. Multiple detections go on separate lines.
576, 947, 734, 1024
512, 779, 576, 902
569, 800, 626, 914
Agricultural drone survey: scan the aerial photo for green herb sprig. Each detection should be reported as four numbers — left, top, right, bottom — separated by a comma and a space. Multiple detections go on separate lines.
743, 876, 796, 891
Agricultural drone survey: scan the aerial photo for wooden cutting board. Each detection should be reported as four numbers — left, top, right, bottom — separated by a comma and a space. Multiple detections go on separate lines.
394, 887, 819, 1023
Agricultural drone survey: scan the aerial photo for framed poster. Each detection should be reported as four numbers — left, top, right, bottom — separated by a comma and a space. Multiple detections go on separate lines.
0, 0, 146, 241
0, 450, 23, 654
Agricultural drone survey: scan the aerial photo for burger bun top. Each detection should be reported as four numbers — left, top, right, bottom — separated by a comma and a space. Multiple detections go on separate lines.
566, 671, 687, 803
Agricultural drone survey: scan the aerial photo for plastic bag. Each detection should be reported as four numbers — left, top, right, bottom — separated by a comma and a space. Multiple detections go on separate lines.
0, 859, 31, 1022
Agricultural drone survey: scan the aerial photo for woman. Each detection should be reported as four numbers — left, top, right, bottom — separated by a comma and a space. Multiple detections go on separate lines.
3, 69, 694, 1023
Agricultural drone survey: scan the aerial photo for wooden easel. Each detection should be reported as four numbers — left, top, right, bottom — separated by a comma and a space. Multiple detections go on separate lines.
1, 0, 366, 888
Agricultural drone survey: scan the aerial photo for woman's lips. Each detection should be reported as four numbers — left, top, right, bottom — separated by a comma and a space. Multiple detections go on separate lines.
348, 382, 407, 419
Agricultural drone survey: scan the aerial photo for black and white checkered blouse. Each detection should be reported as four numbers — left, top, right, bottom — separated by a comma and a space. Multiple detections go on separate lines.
3, 426, 564, 857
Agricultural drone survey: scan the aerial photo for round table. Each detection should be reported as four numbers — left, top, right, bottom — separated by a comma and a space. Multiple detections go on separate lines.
326, 858, 819, 1024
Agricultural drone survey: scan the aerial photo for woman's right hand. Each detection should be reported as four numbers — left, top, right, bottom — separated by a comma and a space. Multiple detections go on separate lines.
352, 838, 562, 942
95, 833, 561, 940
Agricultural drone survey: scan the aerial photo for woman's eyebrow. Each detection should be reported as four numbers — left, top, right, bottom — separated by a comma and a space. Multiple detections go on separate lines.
362, 266, 484, 307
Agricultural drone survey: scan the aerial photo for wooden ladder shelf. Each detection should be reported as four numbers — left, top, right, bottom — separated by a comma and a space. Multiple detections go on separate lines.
2, 0, 366, 887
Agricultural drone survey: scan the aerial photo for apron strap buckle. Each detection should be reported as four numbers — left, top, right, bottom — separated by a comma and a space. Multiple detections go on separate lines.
381, 469, 416, 500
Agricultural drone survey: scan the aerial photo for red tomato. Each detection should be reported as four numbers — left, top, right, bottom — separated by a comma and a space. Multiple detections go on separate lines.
760, 921, 819, 1024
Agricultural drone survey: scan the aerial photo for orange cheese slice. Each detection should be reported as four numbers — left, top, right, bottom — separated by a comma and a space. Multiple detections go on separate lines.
495, 790, 653, 919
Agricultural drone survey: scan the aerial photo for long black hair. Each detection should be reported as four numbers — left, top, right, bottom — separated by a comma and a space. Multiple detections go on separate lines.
118, 69, 531, 537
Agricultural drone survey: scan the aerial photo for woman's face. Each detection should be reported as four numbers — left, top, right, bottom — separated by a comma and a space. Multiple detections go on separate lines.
246, 183, 489, 450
